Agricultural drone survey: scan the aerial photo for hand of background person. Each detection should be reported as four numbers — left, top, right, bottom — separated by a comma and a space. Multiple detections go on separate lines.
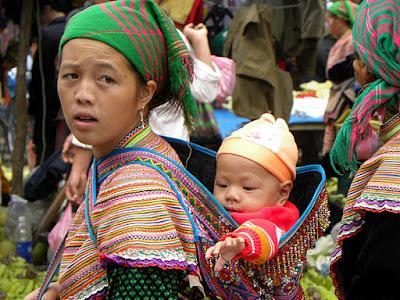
205, 236, 245, 272
183, 23, 213, 68
62, 133, 75, 164
65, 147, 92, 204
183, 23, 208, 44
24, 283, 60, 300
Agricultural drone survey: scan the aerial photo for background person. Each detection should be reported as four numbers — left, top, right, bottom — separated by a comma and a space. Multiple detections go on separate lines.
329, 1, 400, 298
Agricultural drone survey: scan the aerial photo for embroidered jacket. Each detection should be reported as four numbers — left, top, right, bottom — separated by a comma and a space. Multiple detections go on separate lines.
58, 124, 198, 299
330, 113, 400, 299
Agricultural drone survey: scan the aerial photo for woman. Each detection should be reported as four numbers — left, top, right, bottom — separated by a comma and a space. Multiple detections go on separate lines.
26, 1, 199, 298
325, 1, 358, 84
330, 0, 400, 298
61, 0, 221, 204
322, 1, 358, 156
322, 1, 358, 192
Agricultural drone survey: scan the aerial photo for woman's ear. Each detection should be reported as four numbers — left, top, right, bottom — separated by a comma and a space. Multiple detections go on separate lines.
362, 65, 375, 86
276, 181, 293, 206
359, 61, 375, 86
138, 80, 157, 109
354, 59, 375, 89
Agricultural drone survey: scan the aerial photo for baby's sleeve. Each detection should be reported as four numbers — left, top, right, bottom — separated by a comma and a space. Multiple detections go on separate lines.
224, 219, 284, 265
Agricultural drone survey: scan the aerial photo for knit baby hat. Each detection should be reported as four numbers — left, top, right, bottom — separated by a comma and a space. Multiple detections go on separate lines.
59, 0, 197, 126
217, 114, 298, 182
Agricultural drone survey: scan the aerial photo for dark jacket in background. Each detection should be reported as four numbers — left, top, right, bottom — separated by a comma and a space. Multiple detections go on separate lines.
28, 16, 67, 164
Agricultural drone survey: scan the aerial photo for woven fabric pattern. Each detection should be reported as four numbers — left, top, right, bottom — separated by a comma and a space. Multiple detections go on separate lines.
107, 265, 185, 299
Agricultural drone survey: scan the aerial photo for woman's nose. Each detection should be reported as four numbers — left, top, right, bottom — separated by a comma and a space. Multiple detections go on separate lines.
75, 80, 94, 104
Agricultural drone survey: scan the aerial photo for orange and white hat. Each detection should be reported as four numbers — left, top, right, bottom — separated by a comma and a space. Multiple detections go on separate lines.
217, 113, 298, 182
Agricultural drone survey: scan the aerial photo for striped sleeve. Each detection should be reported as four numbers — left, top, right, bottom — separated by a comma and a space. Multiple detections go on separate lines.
224, 219, 283, 265
92, 163, 197, 272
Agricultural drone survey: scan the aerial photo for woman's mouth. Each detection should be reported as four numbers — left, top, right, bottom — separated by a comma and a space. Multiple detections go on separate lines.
73, 113, 98, 130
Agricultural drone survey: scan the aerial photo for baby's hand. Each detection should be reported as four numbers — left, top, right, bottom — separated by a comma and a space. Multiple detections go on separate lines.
205, 236, 245, 272
183, 23, 208, 44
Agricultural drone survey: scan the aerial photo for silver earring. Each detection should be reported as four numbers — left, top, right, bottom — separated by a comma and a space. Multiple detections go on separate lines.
140, 109, 145, 130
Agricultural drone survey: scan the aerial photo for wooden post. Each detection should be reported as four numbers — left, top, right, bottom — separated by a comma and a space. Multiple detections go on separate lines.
36, 187, 66, 235
11, 0, 34, 195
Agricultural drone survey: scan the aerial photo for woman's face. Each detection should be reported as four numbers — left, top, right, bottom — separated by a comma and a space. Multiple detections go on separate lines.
326, 13, 347, 38
58, 38, 154, 158
353, 57, 374, 89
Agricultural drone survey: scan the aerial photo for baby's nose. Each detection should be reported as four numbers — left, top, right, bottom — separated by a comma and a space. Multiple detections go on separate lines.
226, 188, 240, 202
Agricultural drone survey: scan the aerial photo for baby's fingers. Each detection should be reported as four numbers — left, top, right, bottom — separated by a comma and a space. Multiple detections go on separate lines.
205, 246, 216, 259
214, 255, 226, 272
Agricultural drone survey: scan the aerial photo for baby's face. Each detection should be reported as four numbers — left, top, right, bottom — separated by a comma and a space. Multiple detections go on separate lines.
214, 154, 284, 213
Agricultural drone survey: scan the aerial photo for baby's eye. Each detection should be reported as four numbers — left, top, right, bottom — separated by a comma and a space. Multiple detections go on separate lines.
243, 186, 255, 191
99, 75, 115, 84
216, 182, 227, 188
62, 73, 78, 80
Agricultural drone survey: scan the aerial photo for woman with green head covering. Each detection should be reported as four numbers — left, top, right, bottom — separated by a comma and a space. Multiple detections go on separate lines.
325, 0, 358, 82
330, 1, 400, 299
327, 1, 358, 26
322, 0, 358, 181
26, 1, 201, 299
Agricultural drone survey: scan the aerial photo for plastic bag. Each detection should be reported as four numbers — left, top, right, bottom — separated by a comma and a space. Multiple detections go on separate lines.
211, 55, 236, 103
48, 202, 74, 252
5, 195, 32, 241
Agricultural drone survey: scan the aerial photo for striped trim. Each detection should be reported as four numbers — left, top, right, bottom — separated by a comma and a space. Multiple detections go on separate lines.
330, 116, 400, 299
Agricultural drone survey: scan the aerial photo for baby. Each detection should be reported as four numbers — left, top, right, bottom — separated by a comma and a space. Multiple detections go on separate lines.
206, 113, 299, 271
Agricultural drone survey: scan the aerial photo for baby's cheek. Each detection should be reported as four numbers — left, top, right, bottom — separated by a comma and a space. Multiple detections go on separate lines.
214, 191, 225, 205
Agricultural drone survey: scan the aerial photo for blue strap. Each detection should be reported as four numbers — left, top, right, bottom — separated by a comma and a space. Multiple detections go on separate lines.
97, 147, 236, 224
132, 161, 199, 242
37, 235, 66, 299
84, 159, 200, 244
84, 160, 98, 245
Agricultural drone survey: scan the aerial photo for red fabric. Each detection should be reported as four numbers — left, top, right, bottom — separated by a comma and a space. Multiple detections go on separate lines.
277, 59, 286, 71
224, 201, 299, 264
185, 0, 203, 25
229, 201, 299, 232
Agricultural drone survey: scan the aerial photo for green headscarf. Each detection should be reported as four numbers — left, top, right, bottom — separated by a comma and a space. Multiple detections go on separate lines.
59, 0, 197, 126
330, 0, 400, 174
327, 1, 358, 25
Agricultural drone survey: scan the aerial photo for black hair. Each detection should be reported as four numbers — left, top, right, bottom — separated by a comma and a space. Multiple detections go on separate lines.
39, 0, 73, 13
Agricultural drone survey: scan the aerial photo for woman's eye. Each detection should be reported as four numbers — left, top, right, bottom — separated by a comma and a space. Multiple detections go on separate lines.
62, 73, 78, 80
99, 75, 115, 84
